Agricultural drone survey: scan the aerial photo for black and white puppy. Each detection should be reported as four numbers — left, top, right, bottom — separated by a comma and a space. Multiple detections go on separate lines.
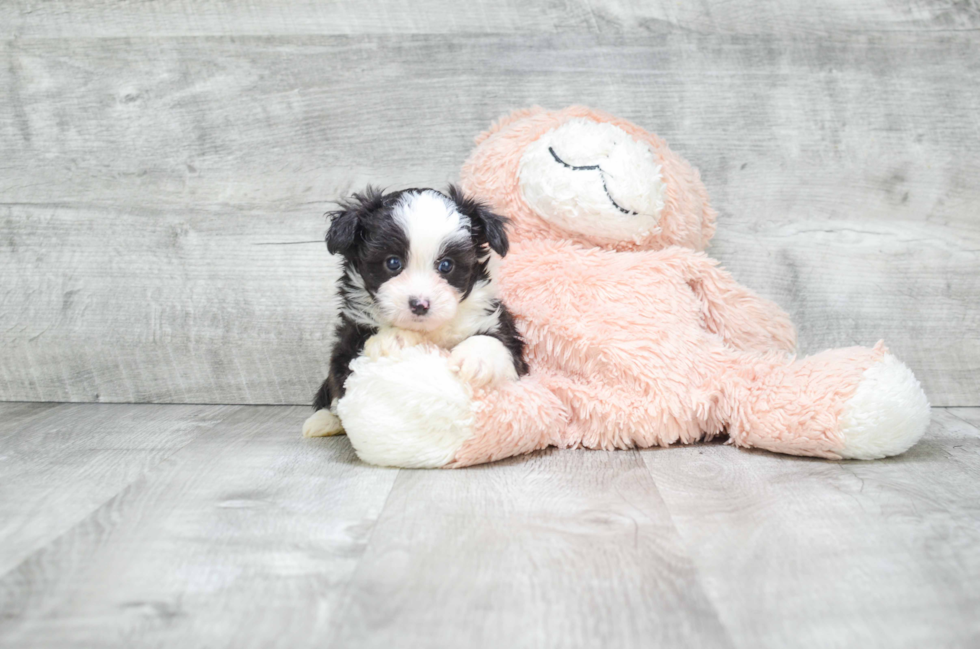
303, 185, 528, 438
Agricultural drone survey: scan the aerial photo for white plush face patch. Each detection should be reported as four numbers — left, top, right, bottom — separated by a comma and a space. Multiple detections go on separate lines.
517, 119, 666, 243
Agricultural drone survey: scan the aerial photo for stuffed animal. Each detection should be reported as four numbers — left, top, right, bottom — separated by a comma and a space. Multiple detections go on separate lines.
332, 106, 930, 468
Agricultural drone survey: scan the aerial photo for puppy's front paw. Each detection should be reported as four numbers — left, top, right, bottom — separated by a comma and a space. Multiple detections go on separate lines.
302, 409, 344, 438
363, 328, 425, 360
449, 335, 519, 389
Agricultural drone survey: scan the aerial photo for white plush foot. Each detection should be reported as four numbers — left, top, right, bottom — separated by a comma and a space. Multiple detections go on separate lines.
302, 409, 344, 438
338, 346, 474, 468
363, 327, 426, 360
449, 335, 519, 389
838, 353, 931, 460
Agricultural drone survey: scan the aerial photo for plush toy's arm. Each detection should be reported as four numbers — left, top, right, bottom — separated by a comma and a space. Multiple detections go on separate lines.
500, 241, 796, 356
682, 251, 797, 354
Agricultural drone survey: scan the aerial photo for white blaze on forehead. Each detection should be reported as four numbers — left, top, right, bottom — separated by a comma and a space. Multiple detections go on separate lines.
377, 190, 469, 332
518, 119, 665, 244
392, 190, 470, 271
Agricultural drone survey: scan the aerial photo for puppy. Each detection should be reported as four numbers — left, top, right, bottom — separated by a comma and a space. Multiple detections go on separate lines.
302, 185, 528, 438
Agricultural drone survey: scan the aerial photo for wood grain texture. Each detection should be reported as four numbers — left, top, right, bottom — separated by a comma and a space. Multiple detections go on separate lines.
2, 404, 978, 647
641, 408, 980, 649
947, 407, 980, 430
1, 0, 978, 37
329, 449, 731, 648
0, 203, 340, 405
0, 405, 399, 648
0, 403, 231, 576
2, 31, 978, 405
0, 403, 60, 437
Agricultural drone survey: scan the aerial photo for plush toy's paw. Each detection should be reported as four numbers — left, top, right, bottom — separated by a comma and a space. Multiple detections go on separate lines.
338, 346, 475, 468
363, 328, 426, 360
302, 409, 344, 438
449, 335, 519, 389
837, 353, 931, 459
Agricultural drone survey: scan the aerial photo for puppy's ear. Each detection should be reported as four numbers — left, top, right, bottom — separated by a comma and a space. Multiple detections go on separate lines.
325, 186, 385, 256
447, 184, 509, 257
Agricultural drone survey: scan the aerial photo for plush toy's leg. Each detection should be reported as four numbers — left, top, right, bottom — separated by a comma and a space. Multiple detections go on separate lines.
447, 372, 568, 468
719, 342, 930, 459
337, 346, 474, 468
336, 346, 567, 468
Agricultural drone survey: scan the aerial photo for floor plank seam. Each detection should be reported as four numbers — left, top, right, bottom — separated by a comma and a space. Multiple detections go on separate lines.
942, 407, 980, 429
319, 467, 403, 648
631, 449, 739, 649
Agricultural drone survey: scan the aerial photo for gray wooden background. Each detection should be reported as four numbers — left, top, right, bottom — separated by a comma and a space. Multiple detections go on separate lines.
1, 0, 978, 407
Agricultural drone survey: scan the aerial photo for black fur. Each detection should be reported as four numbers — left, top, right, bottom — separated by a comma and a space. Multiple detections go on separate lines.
485, 301, 529, 377
436, 237, 485, 299
327, 186, 412, 299
447, 184, 510, 257
312, 315, 375, 411
311, 185, 526, 412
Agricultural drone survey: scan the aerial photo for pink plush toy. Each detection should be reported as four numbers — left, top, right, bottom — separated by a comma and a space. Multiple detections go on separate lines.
334, 106, 930, 468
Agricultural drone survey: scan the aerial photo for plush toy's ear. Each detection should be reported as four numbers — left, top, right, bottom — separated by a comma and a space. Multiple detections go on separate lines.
325, 186, 385, 256
447, 184, 509, 257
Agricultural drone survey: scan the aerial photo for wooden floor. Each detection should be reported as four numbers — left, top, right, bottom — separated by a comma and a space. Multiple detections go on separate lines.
0, 402, 977, 648
2, 0, 978, 646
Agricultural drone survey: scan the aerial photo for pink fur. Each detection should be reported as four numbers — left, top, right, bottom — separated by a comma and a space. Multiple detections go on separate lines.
449, 107, 913, 467
461, 105, 717, 252
448, 375, 566, 468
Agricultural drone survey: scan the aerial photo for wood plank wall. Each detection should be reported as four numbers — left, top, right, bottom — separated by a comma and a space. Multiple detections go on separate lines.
1, 1, 978, 405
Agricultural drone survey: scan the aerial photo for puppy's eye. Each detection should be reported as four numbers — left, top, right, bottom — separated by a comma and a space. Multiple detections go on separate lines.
437, 259, 454, 274
385, 256, 402, 272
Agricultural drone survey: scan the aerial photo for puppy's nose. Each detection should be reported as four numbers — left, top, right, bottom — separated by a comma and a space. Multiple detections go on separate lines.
408, 297, 430, 316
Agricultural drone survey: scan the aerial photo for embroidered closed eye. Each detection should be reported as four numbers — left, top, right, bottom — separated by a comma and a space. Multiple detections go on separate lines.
547, 147, 639, 216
